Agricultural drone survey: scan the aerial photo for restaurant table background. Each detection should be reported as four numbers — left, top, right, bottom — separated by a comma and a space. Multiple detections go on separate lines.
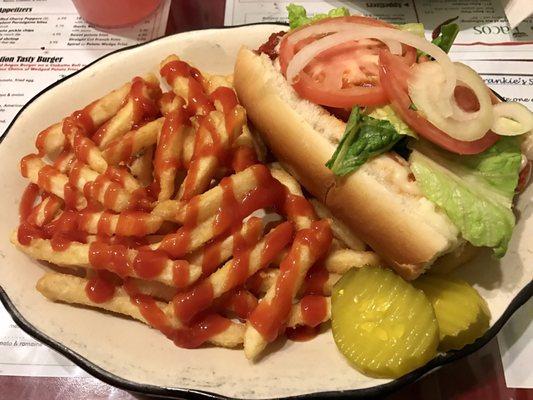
1, 1, 531, 399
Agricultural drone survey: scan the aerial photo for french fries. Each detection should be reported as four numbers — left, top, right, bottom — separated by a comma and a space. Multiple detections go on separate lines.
13, 54, 379, 358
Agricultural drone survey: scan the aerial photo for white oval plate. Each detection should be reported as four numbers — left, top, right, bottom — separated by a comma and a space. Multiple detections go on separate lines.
0, 24, 531, 399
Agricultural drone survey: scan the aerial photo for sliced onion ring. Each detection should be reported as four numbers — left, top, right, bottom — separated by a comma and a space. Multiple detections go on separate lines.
408, 61, 493, 142
285, 26, 456, 116
382, 39, 402, 55
286, 30, 401, 81
287, 20, 400, 55
450, 82, 480, 122
491, 102, 533, 136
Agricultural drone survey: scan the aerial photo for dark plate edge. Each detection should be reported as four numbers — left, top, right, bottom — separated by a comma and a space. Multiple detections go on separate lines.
0, 22, 531, 400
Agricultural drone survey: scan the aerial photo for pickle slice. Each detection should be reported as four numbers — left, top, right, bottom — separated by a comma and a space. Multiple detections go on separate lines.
413, 275, 490, 352
331, 266, 438, 379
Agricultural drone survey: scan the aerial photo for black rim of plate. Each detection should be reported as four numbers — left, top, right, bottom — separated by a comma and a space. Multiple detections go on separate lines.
0, 22, 532, 400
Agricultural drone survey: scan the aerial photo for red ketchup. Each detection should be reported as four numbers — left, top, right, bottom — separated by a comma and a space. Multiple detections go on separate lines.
16, 59, 336, 351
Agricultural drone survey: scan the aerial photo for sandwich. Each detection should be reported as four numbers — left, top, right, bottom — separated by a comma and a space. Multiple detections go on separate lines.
233, 4, 533, 279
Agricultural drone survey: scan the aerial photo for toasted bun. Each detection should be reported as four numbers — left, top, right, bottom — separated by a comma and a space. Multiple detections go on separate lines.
234, 47, 460, 279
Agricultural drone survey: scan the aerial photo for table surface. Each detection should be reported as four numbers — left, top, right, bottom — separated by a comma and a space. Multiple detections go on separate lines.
2, 1, 532, 399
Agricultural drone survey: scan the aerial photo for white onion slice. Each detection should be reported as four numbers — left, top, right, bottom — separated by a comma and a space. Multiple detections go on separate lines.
449, 81, 481, 122
285, 26, 456, 116
408, 61, 493, 141
491, 102, 533, 136
287, 20, 413, 56
521, 131, 533, 160
382, 39, 402, 55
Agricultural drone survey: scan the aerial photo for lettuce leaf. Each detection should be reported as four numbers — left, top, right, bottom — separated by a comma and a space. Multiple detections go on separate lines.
432, 23, 459, 53
409, 138, 521, 256
326, 107, 403, 175
398, 23, 425, 37
287, 4, 349, 29
366, 105, 417, 138
412, 138, 521, 206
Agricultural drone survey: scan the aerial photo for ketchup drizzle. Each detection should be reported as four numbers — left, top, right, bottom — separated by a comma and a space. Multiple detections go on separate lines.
17, 57, 339, 351
19, 184, 40, 222
160, 60, 214, 116
248, 221, 332, 343
86, 275, 116, 303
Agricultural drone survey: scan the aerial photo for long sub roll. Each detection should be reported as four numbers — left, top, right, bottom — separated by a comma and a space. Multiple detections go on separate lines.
234, 47, 461, 279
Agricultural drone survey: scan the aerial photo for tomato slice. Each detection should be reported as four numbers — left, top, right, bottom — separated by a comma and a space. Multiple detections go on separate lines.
517, 160, 532, 193
279, 16, 416, 108
378, 51, 499, 155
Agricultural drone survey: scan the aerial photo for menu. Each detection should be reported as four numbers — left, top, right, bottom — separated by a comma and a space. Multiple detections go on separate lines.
0, 0, 530, 386
0, 0, 170, 377
0, 0, 171, 136
224, 0, 533, 390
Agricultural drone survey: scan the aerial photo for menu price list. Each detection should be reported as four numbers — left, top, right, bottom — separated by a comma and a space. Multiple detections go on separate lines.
0, 0, 170, 136
0, 0, 170, 378
224, 0, 533, 59
1, 13, 154, 49
0, 308, 86, 377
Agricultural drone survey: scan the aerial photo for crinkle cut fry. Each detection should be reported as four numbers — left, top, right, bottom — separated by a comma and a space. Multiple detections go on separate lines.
102, 118, 164, 165
244, 221, 332, 360
287, 296, 331, 328
36, 272, 244, 348
187, 216, 265, 278
249, 268, 341, 297
269, 163, 317, 231
310, 199, 366, 251
77, 211, 163, 236
171, 221, 295, 324
160, 55, 214, 117
34, 74, 156, 158
177, 108, 246, 201
129, 145, 155, 187
154, 108, 188, 201
62, 116, 108, 174
93, 74, 162, 148
242, 165, 325, 358
20, 154, 86, 210
12, 234, 201, 289
68, 162, 130, 212
152, 164, 268, 224
27, 195, 63, 227
156, 165, 286, 258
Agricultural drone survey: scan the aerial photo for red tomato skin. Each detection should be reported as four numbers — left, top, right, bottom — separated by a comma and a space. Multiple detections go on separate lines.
278, 16, 416, 108
378, 51, 499, 155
